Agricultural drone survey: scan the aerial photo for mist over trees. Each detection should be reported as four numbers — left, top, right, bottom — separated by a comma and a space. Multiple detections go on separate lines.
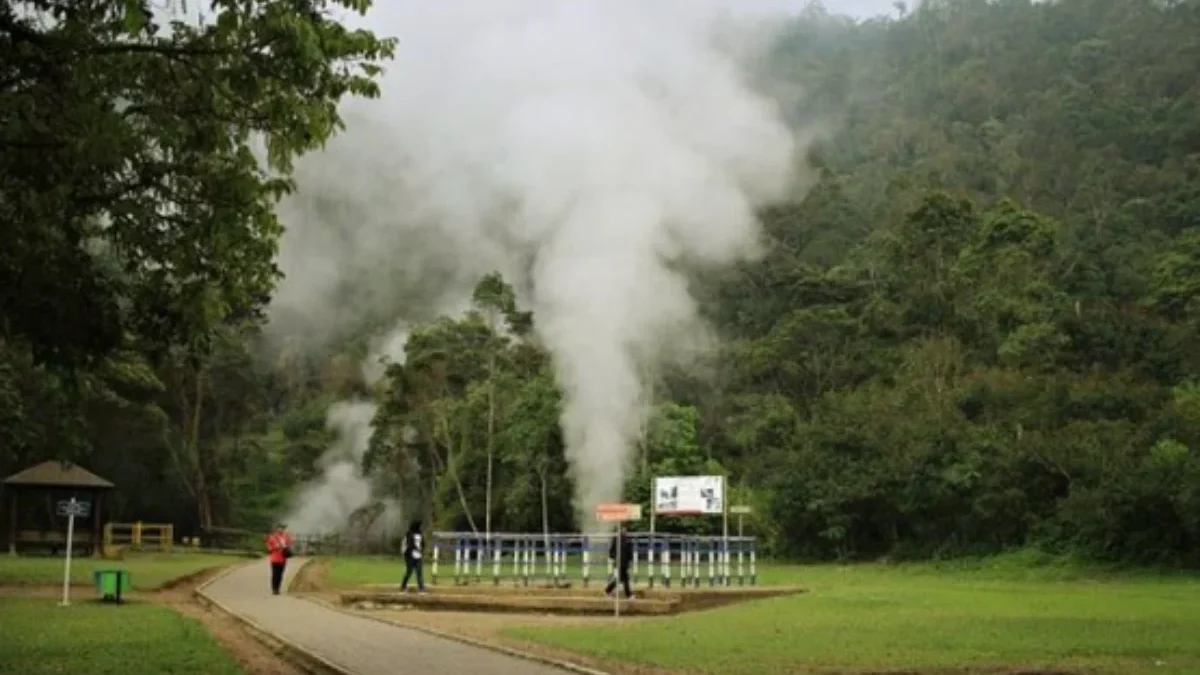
0, 0, 394, 529
3, 0, 1199, 565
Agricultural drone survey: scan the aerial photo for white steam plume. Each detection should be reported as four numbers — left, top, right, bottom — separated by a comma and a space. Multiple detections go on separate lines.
272, 0, 816, 527
283, 400, 402, 536
280, 296, 471, 535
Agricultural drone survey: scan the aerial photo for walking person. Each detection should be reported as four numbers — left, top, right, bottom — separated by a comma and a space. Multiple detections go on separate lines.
400, 520, 426, 593
265, 523, 293, 596
605, 527, 633, 599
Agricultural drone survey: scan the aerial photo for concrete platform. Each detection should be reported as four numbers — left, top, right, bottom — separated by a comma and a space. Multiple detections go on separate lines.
342, 584, 805, 616
342, 590, 677, 615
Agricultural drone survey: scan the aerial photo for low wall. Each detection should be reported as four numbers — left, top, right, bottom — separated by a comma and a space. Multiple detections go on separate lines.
339, 584, 804, 616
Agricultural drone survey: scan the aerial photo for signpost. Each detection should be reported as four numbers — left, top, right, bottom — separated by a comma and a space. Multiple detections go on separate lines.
56, 498, 91, 607
595, 503, 642, 523
730, 505, 752, 538
594, 503, 642, 618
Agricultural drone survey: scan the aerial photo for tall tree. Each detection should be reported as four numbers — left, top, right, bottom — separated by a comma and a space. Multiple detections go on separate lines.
0, 0, 394, 367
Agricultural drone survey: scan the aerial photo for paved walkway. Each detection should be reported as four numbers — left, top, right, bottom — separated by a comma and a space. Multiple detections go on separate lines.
204, 558, 572, 675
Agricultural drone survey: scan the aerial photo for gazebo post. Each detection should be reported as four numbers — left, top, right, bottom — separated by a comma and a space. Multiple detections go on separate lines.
92, 490, 103, 557
7, 489, 16, 556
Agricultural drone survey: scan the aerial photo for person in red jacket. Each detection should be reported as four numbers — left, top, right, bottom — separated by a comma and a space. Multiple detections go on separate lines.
265, 523, 294, 595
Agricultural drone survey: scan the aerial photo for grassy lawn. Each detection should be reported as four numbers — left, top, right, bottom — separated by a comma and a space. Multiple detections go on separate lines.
0, 553, 242, 590
327, 551, 1200, 675
326, 554, 405, 587
0, 597, 243, 675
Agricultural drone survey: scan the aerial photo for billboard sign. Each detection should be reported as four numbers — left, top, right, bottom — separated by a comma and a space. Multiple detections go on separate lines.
653, 475, 724, 515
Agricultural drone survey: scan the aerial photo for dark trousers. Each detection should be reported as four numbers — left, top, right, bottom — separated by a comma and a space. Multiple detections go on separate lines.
605, 564, 632, 598
270, 562, 286, 595
401, 557, 424, 591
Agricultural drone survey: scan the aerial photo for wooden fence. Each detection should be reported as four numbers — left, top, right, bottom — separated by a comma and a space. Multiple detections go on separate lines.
103, 522, 174, 552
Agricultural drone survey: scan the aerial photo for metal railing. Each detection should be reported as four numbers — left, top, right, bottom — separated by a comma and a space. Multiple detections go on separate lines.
427, 531, 758, 588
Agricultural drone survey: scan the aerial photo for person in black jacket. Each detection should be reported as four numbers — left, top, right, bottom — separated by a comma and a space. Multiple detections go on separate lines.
401, 520, 426, 593
605, 528, 633, 599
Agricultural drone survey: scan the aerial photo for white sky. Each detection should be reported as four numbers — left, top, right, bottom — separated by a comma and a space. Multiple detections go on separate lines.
161, 0, 906, 28
815, 0, 906, 19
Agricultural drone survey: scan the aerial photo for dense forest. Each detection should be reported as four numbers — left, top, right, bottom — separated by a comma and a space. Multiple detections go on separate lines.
2, 0, 1198, 566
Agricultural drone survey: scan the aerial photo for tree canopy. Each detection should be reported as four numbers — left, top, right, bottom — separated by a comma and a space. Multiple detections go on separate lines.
1, 0, 393, 366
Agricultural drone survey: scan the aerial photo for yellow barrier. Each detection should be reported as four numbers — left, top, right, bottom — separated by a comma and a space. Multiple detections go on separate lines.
103, 522, 174, 552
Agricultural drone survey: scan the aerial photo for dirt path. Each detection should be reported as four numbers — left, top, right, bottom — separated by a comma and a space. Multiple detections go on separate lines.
205, 558, 576, 675
0, 568, 304, 675
159, 567, 305, 675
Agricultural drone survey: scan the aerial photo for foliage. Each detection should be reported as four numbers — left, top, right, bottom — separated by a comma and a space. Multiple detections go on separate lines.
5, 0, 1200, 569
367, 274, 573, 534
0, 0, 394, 366
0, 0, 392, 534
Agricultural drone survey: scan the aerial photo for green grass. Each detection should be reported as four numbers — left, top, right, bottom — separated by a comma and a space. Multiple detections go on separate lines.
0, 597, 243, 675
0, 553, 240, 590
327, 551, 1200, 675
327, 554, 405, 587
514, 558, 1200, 675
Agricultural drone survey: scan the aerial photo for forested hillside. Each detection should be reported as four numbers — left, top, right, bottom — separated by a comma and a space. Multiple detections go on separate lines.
3, 0, 1198, 565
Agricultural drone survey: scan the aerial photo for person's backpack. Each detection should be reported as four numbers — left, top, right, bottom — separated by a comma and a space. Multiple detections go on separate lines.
405, 532, 423, 559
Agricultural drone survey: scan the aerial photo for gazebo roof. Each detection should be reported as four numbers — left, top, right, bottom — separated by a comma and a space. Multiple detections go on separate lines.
2, 460, 114, 489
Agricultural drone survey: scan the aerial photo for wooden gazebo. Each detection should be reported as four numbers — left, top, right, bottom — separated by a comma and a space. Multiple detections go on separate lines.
3, 460, 113, 555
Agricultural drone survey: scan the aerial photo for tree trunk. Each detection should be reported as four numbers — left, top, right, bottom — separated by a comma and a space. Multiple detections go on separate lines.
449, 445, 478, 533
539, 468, 550, 549
170, 372, 194, 493
189, 372, 213, 531
423, 432, 447, 529
435, 413, 478, 533
171, 364, 213, 532
426, 462, 436, 530
485, 354, 495, 540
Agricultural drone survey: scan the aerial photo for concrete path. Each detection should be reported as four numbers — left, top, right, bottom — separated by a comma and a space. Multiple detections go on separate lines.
204, 558, 573, 675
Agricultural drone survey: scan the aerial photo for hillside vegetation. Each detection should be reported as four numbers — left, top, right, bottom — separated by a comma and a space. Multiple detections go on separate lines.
2, 0, 1198, 566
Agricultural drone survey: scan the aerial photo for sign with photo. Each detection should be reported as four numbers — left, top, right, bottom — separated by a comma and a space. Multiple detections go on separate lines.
653, 475, 724, 515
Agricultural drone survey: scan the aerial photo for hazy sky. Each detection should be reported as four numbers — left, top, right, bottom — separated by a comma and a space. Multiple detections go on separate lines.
823, 0, 904, 19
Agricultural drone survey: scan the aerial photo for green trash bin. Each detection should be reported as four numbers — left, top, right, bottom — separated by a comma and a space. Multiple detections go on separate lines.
93, 570, 132, 603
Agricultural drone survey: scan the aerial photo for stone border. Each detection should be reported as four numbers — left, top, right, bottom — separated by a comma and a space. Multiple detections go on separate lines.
194, 559, 354, 675
303, 594, 613, 675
